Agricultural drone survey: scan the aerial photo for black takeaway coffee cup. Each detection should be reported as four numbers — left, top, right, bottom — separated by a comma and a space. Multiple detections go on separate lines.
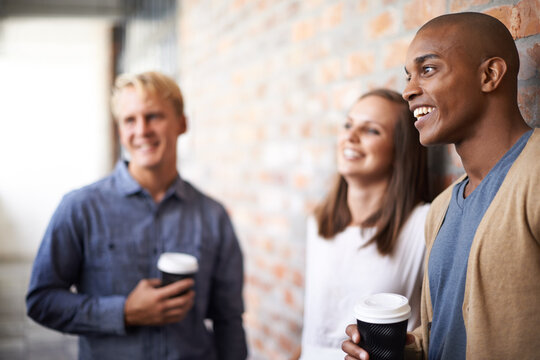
354, 293, 411, 360
157, 252, 198, 292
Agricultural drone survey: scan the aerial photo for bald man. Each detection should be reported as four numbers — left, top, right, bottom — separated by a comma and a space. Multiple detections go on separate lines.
342, 12, 539, 360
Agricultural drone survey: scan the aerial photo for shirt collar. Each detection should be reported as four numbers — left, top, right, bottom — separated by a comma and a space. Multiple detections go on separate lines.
113, 161, 187, 200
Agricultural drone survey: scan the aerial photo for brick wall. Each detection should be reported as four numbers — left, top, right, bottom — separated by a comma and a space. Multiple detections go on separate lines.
174, 1, 539, 359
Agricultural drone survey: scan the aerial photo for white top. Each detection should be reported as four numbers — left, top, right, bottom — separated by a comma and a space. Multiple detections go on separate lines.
300, 204, 429, 359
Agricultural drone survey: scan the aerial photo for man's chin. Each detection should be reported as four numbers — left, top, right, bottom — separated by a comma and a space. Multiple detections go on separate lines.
418, 130, 442, 147
128, 158, 162, 171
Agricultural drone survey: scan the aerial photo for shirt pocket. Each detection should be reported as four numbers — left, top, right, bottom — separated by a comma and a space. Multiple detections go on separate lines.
83, 224, 149, 296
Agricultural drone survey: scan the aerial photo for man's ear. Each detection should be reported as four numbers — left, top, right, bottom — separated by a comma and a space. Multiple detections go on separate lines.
178, 114, 188, 135
480, 57, 507, 93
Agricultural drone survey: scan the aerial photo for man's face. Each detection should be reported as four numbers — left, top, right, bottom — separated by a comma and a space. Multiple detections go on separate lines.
403, 26, 484, 146
116, 86, 186, 174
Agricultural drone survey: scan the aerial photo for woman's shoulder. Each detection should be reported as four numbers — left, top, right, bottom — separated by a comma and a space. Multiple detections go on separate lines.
408, 203, 430, 224
397, 203, 431, 248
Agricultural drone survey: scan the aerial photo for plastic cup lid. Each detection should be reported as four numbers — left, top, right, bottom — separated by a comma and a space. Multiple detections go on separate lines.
157, 252, 198, 274
354, 293, 411, 324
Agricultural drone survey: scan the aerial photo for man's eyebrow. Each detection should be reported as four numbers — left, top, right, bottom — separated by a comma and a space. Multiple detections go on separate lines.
414, 53, 440, 64
405, 53, 440, 74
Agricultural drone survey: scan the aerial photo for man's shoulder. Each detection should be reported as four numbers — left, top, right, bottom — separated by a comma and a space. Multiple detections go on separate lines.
60, 174, 115, 206
182, 180, 229, 216
501, 128, 540, 188
515, 128, 540, 169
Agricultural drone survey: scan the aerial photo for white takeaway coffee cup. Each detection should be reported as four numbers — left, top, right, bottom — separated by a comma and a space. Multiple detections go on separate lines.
157, 252, 198, 288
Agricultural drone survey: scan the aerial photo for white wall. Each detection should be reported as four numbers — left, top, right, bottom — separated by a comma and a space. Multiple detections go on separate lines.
0, 17, 113, 260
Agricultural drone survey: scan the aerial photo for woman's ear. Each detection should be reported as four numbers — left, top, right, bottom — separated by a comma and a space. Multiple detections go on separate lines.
480, 57, 507, 93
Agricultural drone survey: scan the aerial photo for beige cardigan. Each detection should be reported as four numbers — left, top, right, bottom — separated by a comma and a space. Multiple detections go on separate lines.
405, 128, 540, 359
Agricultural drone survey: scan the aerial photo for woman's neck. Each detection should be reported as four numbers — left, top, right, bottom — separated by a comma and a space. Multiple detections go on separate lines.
346, 177, 389, 226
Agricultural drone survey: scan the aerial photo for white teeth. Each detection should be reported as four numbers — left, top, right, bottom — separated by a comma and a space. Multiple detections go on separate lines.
413, 106, 434, 119
139, 143, 155, 150
343, 148, 360, 160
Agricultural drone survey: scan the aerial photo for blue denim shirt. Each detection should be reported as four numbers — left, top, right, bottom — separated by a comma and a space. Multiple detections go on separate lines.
26, 161, 247, 360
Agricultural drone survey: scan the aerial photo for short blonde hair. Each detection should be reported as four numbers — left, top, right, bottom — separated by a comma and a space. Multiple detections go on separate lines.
111, 71, 184, 119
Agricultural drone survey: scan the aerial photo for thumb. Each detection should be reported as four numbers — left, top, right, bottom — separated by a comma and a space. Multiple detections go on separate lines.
406, 334, 415, 345
145, 278, 162, 287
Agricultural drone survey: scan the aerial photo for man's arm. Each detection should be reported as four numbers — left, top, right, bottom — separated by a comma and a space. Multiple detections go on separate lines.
207, 210, 248, 360
26, 195, 197, 336
26, 195, 127, 336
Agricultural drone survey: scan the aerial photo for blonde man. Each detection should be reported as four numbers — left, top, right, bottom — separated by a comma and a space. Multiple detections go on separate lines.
27, 71, 248, 360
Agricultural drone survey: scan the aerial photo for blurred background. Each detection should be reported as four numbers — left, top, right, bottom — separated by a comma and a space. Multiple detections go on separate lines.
0, 0, 538, 359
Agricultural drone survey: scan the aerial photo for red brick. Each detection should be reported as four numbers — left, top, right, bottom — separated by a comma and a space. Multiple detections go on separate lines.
403, 0, 446, 30
232, 0, 247, 10
483, 6, 526, 38
291, 269, 304, 287
253, 338, 265, 352
367, 10, 398, 38
450, 0, 490, 12
518, 85, 540, 125
515, 0, 540, 38
527, 43, 540, 72
291, 18, 317, 42
484, 0, 540, 39
303, 0, 324, 11
518, 43, 540, 80
317, 58, 342, 84
384, 37, 413, 69
273, 264, 287, 280
257, 0, 269, 11
346, 51, 375, 77
366, 76, 399, 93
357, 0, 370, 14
278, 333, 296, 354
284, 288, 294, 305
300, 122, 313, 138
293, 173, 309, 189
322, 2, 344, 30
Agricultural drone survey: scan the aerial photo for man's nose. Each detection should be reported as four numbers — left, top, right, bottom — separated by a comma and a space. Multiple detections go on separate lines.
134, 118, 150, 135
402, 77, 421, 102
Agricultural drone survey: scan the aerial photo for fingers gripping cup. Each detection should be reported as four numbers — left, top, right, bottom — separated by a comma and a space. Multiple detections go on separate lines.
354, 293, 411, 360
157, 252, 198, 293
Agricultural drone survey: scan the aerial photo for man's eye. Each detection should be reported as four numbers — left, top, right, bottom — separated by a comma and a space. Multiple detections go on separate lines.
423, 65, 435, 74
123, 117, 135, 124
343, 122, 352, 130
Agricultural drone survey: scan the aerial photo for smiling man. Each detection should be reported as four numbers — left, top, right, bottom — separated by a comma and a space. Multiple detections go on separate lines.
26, 71, 248, 360
342, 12, 539, 360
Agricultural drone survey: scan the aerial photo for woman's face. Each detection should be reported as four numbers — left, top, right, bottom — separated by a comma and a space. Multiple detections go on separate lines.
337, 95, 400, 184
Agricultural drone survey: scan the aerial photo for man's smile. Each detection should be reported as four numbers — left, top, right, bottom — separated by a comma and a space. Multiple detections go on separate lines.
413, 106, 435, 120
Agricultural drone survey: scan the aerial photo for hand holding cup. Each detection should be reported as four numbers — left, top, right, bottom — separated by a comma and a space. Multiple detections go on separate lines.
345, 293, 411, 360
157, 252, 199, 292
